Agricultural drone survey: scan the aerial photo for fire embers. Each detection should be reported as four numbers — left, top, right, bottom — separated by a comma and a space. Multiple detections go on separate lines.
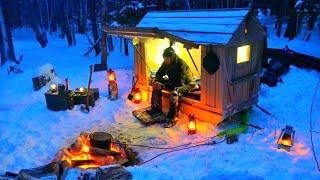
55, 132, 128, 169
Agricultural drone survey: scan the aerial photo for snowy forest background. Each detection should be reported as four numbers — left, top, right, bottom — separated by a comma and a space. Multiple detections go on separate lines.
0, 0, 320, 66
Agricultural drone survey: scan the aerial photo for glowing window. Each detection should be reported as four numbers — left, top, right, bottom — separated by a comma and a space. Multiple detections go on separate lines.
237, 45, 250, 64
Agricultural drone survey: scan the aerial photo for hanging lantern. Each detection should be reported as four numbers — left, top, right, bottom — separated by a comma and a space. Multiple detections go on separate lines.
50, 84, 57, 93
132, 37, 140, 46
277, 125, 295, 151
244, 28, 248, 34
133, 88, 142, 104
79, 87, 86, 93
188, 114, 197, 135
107, 69, 116, 83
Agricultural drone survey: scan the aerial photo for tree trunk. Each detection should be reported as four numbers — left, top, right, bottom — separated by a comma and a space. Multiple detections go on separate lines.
32, 0, 48, 48
100, 0, 107, 67
78, 0, 87, 34
107, 35, 114, 51
0, 0, 16, 65
49, 0, 58, 34
262, 26, 268, 68
276, 0, 289, 37
89, 0, 100, 55
186, 0, 190, 10
60, 0, 75, 46
284, 8, 297, 41
304, 0, 317, 41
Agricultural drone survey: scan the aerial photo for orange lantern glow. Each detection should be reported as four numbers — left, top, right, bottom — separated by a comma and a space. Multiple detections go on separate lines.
107, 69, 116, 83
188, 114, 197, 135
133, 88, 142, 104
277, 125, 295, 151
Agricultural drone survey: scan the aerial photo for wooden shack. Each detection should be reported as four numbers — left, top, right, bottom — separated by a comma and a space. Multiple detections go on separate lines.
103, 8, 266, 124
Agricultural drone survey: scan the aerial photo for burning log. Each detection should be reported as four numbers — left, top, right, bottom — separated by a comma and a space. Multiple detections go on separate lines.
2, 132, 137, 179
90, 146, 121, 157
55, 132, 130, 170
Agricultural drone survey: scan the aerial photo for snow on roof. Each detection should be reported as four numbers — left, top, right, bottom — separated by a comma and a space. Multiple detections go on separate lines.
137, 9, 250, 45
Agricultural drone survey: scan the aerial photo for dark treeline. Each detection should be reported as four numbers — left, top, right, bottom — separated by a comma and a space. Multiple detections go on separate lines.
0, 0, 319, 66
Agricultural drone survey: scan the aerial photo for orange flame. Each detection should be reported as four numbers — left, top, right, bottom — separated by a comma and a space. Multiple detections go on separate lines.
133, 91, 142, 104
59, 134, 126, 169
108, 70, 116, 83
279, 139, 292, 147
188, 121, 196, 131
188, 117, 197, 135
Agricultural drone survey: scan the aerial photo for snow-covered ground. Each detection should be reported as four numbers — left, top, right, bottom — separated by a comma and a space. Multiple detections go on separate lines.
259, 13, 320, 58
0, 28, 320, 179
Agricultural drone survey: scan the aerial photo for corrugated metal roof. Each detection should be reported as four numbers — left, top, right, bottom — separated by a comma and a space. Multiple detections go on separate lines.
136, 8, 250, 45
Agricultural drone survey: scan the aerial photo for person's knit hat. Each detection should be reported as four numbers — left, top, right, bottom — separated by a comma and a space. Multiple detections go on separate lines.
163, 47, 175, 57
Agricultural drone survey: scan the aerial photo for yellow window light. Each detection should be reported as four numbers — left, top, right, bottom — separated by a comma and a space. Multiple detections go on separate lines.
237, 45, 250, 64
144, 38, 201, 76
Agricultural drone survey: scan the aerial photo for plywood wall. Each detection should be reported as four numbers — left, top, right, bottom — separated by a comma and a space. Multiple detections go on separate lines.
222, 41, 264, 117
134, 43, 147, 86
201, 46, 223, 114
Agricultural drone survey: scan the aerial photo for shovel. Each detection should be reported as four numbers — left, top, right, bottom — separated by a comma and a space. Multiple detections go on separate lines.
81, 65, 93, 113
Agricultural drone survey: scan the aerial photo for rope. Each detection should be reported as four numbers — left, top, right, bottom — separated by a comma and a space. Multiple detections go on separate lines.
138, 138, 226, 165
309, 76, 320, 171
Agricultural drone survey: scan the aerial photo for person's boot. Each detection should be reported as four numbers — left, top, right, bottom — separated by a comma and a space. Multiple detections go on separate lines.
164, 92, 180, 128
164, 117, 177, 128
147, 89, 162, 115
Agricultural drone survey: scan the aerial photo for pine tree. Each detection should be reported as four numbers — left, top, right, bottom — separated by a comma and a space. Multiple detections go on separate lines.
0, 0, 16, 65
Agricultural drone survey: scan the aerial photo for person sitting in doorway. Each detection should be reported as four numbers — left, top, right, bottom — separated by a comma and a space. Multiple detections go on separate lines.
148, 47, 195, 128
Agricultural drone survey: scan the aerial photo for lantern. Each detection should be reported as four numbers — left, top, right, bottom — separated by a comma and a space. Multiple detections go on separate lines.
108, 82, 118, 100
188, 114, 197, 135
277, 125, 295, 151
79, 87, 86, 93
50, 84, 57, 93
133, 88, 142, 104
107, 69, 116, 83
132, 37, 140, 46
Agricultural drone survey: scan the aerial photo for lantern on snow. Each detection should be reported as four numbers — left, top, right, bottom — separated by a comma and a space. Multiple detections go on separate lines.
107, 69, 116, 83
50, 84, 57, 93
277, 125, 295, 151
107, 69, 118, 100
132, 88, 142, 104
188, 114, 197, 135
77, 87, 86, 95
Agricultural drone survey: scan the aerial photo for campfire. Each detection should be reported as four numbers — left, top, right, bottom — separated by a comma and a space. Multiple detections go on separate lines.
3, 132, 136, 179
54, 132, 130, 169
